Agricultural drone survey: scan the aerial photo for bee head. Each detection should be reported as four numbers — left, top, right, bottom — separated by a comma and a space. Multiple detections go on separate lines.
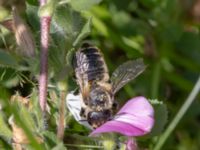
87, 109, 112, 129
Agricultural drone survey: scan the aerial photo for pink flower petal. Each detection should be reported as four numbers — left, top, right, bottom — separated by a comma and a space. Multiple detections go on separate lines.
118, 96, 154, 118
114, 113, 154, 134
90, 120, 144, 136
90, 96, 154, 137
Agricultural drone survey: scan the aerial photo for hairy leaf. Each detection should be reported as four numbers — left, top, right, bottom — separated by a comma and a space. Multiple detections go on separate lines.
147, 99, 168, 137
51, 5, 85, 44
73, 17, 92, 47
0, 112, 12, 140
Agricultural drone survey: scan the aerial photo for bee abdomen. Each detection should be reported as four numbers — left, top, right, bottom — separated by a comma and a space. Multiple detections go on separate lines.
74, 46, 109, 82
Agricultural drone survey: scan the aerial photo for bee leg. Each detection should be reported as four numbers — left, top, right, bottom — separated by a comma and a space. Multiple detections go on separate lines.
73, 87, 79, 95
112, 102, 118, 111
80, 108, 86, 118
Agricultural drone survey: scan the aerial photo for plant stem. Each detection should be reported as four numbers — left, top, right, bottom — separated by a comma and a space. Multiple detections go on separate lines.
39, 16, 51, 112
57, 90, 66, 140
39, 0, 51, 128
65, 144, 104, 149
151, 62, 161, 98
154, 75, 200, 150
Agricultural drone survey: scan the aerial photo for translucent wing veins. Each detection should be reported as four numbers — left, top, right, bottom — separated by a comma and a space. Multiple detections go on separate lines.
111, 58, 146, 94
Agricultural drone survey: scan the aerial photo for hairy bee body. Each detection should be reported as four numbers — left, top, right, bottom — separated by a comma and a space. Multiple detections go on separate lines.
74, 45, 109, 83
73, 44, 113, 128
72, 43, 146, 128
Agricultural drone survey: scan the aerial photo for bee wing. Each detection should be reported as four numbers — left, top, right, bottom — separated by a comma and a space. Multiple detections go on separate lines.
111, 58, 146, 94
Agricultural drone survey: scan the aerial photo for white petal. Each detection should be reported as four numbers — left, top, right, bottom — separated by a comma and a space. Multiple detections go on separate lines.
66, 91, 92, 129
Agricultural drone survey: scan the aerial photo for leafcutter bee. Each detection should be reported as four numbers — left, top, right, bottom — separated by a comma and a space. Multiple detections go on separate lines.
68, 43, 146, 129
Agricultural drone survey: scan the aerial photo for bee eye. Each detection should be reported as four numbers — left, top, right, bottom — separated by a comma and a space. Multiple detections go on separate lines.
112, 102, 118, 109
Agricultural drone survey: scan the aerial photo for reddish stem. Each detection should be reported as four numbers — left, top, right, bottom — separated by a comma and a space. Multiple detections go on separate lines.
39, 0, 51, 113
39, 16, 51, 112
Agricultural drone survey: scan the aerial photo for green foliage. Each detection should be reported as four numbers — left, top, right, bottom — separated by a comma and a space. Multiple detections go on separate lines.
0, 0, 200, 149
51, 5, 85, 44
26, 4, 40, 31
43, 131, 66, 149
0, 68, 19, 88
0, 50, 18, 68
16, 102, 37, 131
73, 17, 92, 47
148, 99, 168, 137
0, 112, 12, 140
52, 143, 66, 150
70, 0, 102, 12
38, 0, 57, 17
26, 0, 39, 6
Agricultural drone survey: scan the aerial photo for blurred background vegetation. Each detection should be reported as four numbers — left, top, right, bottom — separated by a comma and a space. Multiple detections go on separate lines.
0, 0, 200, 149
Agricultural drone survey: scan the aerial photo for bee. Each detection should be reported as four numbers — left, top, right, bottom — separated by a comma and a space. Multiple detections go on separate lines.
71, 43, 146, 129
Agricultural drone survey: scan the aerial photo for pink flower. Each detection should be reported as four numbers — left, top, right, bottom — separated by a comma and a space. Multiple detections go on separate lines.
126, 137, 138, 150
90, 96, 155, 149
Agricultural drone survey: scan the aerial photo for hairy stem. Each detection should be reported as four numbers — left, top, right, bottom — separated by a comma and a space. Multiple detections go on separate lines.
39, 0, 51, 129
39, 16, 51, 112
154, 75, 200, 150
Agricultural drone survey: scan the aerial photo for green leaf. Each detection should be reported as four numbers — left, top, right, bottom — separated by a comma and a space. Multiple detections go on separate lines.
52, 143, 66, 150
51, 5, 85, 45
49, 4, 90, 76
26, 3, 40, 31
43, 131, 61, 148
168, 51, 200, 73
73, 17, 92, 47
148, 99, 168, 137
176, 32, 200, 53
0, 68, 20, 88
0, 6, 9, 21
66, 48, 75, 68
13, 101, 37, 132
121, 36, 144, 54
0, 50, 17, 67
70, 0, 102, 12
0, 112, 12, 140
38, 0, 57, 17
165, 72, 193, 92
12, 104, 44, 150
26, 0, 39, 6
30, 89, 43, 131
91, 16, 108, 36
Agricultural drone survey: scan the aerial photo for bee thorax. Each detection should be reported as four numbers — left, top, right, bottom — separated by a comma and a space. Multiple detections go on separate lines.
89, 86, 112, 110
